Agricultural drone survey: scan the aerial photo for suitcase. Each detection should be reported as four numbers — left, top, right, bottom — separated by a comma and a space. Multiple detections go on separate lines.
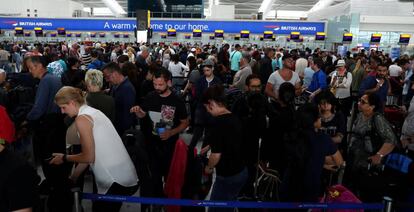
384, 105, 405, 137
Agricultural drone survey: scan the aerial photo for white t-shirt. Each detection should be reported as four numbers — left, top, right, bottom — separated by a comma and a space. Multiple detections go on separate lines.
78, 105, 138, 194
267, 71, 300, 98
330, 71, 352, 99
168, 61, 189, 77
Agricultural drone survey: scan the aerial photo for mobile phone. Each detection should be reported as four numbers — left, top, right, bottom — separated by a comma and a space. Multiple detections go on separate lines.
44, 156, 54, 162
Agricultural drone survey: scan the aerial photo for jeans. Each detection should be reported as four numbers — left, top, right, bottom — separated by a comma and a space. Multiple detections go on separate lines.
209, 167, 248, 212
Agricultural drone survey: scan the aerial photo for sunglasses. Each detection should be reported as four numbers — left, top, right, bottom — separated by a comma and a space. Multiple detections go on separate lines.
359, 99, 368, 105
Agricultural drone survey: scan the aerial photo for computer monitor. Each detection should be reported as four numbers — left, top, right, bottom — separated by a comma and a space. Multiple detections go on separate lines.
34, 28, 43, 37
167, 30, 176, 37
315, 32, 325, 41
215, 30, 224, 38
370, 34, 381, 43
290, 32, 300, 40
15, 27, 23, 35
343, 33, 353, 43
399, 34, 411, 44
57, 28, 66, 35
240, 31, 249, 39
193, 30, 202, 38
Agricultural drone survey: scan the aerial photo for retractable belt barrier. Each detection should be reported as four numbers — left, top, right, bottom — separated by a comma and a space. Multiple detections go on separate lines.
81, 193, 385, 210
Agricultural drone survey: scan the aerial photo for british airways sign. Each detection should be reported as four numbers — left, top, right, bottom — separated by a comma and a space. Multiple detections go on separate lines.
0, 17, 325, 35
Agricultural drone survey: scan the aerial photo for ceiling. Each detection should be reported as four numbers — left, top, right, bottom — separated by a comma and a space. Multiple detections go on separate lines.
72, 0, 347, 19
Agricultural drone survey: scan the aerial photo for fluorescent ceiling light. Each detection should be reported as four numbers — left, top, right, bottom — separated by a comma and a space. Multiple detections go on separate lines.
277, 10, 308, 19
259, 0, 272, 13
101, 0, 126, 16
91, 7, 113, 16
309, 0, 335, 13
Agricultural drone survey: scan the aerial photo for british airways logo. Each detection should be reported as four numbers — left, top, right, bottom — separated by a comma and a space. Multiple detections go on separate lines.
264, 25, 280, 31
3, 21, 18, 26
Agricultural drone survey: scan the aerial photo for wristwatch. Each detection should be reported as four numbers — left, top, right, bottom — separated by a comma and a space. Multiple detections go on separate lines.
376, 152, 384, 158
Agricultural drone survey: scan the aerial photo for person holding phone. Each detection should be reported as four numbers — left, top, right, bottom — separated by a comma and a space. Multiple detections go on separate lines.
359, 62, 390, 112
50, 86, 138, 212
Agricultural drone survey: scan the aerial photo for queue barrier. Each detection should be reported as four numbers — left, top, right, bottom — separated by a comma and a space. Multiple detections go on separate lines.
78, 192, 387, 210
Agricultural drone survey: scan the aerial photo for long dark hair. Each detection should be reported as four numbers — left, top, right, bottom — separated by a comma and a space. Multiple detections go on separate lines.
284, 103, 319, 169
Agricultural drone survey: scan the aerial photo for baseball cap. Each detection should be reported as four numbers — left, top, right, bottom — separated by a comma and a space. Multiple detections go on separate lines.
389, 64, 402, 77
202, 59, 215, 67
336, 59, 346, 67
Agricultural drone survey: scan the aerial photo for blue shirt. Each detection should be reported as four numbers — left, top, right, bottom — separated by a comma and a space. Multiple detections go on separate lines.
230, 50, 242, 72
111, 77, 136, 135
27, 73, 62, 120
308, 70, 327, 92
359, 75, 389, 104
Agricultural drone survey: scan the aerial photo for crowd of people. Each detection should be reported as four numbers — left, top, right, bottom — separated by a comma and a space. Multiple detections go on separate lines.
0, 40, 414, 212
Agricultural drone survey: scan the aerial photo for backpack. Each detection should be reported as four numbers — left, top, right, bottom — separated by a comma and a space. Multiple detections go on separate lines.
122, 129, 151, 181
225, 87, 243, 111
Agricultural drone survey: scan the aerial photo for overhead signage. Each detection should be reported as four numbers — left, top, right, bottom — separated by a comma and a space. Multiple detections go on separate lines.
0, 17, 325, 35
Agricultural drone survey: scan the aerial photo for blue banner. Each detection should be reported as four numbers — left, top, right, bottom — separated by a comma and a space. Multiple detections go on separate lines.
0, 17, 325, 35
82, 193, 384, 210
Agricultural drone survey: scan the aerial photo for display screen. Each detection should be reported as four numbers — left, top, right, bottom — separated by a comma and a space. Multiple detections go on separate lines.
234, 36, 240, 40
57, 28, 66, 35
75, 33, 81, 37
24, 31, 31, 37
241, 33, 249, 39
193, 31, 202, 37
50, 33, 57, 37
370, 34, 381, 43
290, 34, 300, 40
215, 30, 224, 38
15, 28, 23, 35
123, 34, 129, 38
99, 33, 105, 38
209, 35, 215, 40
167, 31, 176, 37
114, 33, 120, 38
185, 34, 191, 39
315, 34, 325, 41
294, 38, 304, 42
343, 34, 353, 42
66, 33, 72, 37
399, 35, 410, 44
34, 29, 43, 37
161, 34, 167, 39
264, 33, 273, 39
90, 33, 96, 38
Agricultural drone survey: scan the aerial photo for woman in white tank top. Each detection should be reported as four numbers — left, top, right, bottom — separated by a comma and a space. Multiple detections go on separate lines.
50, 86, 138, 212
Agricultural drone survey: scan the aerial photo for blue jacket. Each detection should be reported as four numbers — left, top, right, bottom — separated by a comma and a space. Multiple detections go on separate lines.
87, 59, 105, 70
195, 76, 222, 105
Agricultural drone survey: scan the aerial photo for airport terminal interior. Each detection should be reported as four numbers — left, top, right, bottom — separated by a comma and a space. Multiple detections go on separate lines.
1, 0, 414, 211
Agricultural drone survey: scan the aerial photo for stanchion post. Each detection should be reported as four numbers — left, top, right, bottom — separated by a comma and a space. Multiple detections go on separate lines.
72, 187, 81, 212
383, 196, 393, 212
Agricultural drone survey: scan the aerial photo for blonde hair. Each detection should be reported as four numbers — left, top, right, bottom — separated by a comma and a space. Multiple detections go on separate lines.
85, 69, 103, 89
55, 86, 85, 105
